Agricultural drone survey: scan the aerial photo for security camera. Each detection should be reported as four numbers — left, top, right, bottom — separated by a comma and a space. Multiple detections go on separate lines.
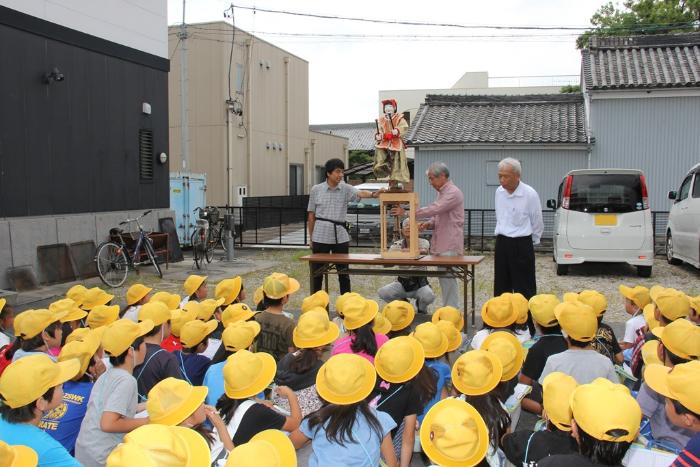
44, 67, 65, 84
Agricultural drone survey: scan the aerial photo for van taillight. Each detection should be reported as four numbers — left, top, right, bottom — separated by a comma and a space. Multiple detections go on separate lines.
562, 175, 573, 209
640, 174, 649, 209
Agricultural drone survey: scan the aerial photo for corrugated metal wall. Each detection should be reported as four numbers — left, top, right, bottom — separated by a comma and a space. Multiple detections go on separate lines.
590, 96, 700, 211
414, 148, 589, 209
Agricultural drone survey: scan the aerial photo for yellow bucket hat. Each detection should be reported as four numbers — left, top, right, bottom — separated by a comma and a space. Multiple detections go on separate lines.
65, 327, 91, 345
619, 285, 651, 309
86, 304, 120, 329
419, 398, 488, 467
293, 311, 340, 349
335, 292, 363, 317
222, 321, 261, 352
49, 298, 87, 323
651, 318, 700, 360
451, 350, 503, 396
146, 377, 208, 426
652, 287, 691, 321
58, 327, 103, 377
179, 319, 218, 349
576, 290, 608, 317
262, 272, 300, 299
374, 336, 425, 383
223, 350, 276, 399
126, 284, 152, 306
66, 284, 88, 306
109, 424, 210, 467
0, 354, 80, 408
641, 340, 663, 366
431, 306, 464, 331
183, 275, 207, 297
481, 331, 524, 381
253, 287, 264, 306
14, 309, 66, 339
301, 290, 330, 313
0, 440, 38, 467
215, 277, 242, 306
570, 378, 641, 442
643, 303, 661, 330
382, 300, 414, 332
554, 301, 597, 342
149, 292, 181, 311
342, 295, 379, 330
505, 293, 529, 325
411, 322, 448, 358
196, 298, 225, 321
528, 294, 561, 328
221, 303, 257, 327
170, 307, 198, 337
541, 372, 577, 431
226, 429, 297, 467
645, 361, 700, 415
481, 295, 517, 328
80, 287, 114, 310
435, 320, 462, 352
138, 302, 172, 327
315, 353, 376, 405
101, 319, 154, 356
373, 313, 393, 335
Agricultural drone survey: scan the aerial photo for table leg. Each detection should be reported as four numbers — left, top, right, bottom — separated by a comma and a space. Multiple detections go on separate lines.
308, 262, 315, 294
471, 264, 476, 326
463, 267, 468, 332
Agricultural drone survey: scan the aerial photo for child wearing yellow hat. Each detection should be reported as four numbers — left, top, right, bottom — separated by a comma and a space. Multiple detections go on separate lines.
331, 294, 387, 363
538, 301, 618, 385
470, 293, 522, 350
0, 354, 81, 466
382, 300, 415, 338
39, 327, 106, 455
652, 286, 691, 326
502, 372, 578, 465
273, 311, 340, 417
618, 285, 651, 353
10, 309, 66, 362
644, 361, 700, 466
0, 440, 38, 467
254, 272, 299, 361
0, 298, 14, 349
215, 276, 246, 307
227, 429, 297, 467
570, 290, 624, 365
373, 336, 434, 465
289, 354, 398, 467
105, 424, 210, 467
173, 319, 218, 385
121, 283, 153, 322
181, 275, 208, 310
216, 350, 301, 445
160, 303, 198, 352
538, 378, 641, 467
203, 321, 262, 406
74, 319, 153, 465
411, 322, 452, 426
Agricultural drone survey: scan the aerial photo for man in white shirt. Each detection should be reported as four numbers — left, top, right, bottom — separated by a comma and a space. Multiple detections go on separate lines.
494, 158, 543, 333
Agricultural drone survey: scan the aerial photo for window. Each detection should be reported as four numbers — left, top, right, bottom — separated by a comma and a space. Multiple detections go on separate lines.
315, 166, 325, 184
692, 174, 700, 199
486, 161, 500, 186
139, 129, 153, 181
569, 174, 643, 213
678, 175, 692, 202
235, 63, 244, 93
289, 164, 304, 195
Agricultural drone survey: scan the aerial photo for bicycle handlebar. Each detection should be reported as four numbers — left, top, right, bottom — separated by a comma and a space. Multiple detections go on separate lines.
119, 210, 152, 228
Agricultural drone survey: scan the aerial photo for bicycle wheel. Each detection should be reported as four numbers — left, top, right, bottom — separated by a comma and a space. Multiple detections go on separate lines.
95, 242, 129, 287
144, 237, 163, 278
211, 224, 227, 252
191, 229, 203, 270
205, 230, 215, 263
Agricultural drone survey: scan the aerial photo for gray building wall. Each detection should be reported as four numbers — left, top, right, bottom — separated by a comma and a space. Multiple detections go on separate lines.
589, 95, 700, 211
413, 148, 589, 210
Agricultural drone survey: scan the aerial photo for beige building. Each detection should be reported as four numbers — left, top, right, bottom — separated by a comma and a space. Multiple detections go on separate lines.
168, 22, 347, 205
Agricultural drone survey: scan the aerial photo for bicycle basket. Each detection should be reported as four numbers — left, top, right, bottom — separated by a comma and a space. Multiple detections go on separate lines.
200, 207, 219, 224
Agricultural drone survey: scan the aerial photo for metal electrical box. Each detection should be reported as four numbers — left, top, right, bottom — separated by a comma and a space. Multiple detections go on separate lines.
170, 172, 207, 245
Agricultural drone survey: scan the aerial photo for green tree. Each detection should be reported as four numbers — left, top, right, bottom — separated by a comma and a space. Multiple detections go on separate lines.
577, 0, 700, 49
560, 85, 582, 93
348, 150, 373, 167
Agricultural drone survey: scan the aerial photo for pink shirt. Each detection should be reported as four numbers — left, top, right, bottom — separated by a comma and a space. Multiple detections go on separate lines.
331, 333, 389, 363
416, 180, 464, 255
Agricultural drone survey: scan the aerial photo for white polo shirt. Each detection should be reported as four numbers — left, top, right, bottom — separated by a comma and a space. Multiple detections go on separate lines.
494, 181, 544, 244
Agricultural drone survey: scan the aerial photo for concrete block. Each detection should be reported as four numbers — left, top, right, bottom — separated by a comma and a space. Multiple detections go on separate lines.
56, 214, 98, 245
8, 217, 58, 274
0, 220, 12, 289
95, 212, 128, 243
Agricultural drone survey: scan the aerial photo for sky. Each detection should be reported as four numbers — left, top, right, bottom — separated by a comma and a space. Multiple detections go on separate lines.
167, 0, 608, 124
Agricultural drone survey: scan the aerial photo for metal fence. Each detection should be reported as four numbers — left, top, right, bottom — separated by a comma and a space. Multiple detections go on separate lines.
216, 204, 670, 256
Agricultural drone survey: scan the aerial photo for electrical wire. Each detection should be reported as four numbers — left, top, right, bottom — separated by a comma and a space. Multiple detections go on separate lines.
169, 38, 181, 60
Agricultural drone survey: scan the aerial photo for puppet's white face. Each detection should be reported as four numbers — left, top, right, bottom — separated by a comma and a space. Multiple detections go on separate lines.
383, 104, 395, 115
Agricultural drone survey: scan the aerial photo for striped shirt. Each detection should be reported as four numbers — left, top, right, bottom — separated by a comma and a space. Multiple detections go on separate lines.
308, 181, 359, 244
672, 432, 700, 467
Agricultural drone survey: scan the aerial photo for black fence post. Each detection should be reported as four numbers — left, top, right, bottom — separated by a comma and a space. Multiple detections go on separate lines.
467, 210, 472, 252
480, 210, 485, 252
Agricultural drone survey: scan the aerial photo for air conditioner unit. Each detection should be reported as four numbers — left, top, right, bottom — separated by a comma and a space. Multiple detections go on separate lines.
234, 186, 248, 207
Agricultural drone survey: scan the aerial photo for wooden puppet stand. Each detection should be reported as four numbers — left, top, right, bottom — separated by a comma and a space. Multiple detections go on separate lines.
379, 192, 420, 259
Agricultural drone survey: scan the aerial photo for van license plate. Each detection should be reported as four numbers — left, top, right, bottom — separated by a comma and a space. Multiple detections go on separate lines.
594, 214, 617, 226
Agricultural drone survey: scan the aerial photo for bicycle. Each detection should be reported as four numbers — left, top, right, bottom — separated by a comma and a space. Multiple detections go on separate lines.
191, 206, 219, 269
94, 210, 163, 287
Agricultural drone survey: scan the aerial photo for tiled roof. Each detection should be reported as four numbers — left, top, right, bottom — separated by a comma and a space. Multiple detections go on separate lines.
407, 94, 587, 146
309, 122, 376, 151
582, 32, 700, 90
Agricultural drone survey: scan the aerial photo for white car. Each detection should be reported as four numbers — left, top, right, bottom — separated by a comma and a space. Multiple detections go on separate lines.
666, 163, 700, 268
547, 169, 654, 277
346, 182, 389, 238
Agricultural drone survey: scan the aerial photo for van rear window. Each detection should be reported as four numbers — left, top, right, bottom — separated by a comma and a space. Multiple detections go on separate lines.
569, 174, 643, 213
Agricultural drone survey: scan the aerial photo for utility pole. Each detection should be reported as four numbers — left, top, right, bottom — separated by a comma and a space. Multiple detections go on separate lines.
178, 0, 189, 171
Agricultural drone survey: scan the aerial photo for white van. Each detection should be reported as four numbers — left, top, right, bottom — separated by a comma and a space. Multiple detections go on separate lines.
666, 163, 700, 269
546, 169, 654, 277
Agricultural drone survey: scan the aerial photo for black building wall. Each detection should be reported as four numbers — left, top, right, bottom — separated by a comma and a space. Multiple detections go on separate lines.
0, 6, 169, 218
